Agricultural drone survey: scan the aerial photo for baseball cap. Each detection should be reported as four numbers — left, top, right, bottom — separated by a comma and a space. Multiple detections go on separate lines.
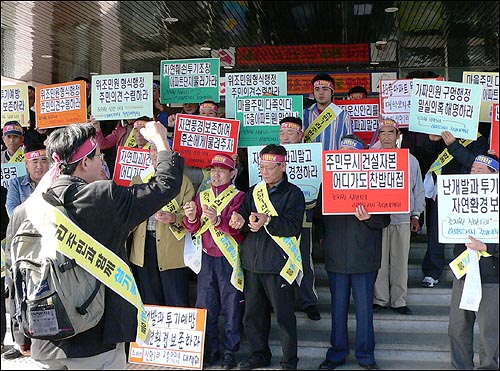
2, 121, 23, 136
208, 153, 235, 170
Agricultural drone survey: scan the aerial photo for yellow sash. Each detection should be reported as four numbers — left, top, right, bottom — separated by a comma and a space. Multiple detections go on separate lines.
428, 133, 481, 175
253, 181, 303, 285
161, 198, 186, 240
25, 195, 149, 345
8, 147, 25, 163
123, 127, 137, 148
141, 170, 185, 240
197, 186, 244, 291
303, 106, 337, 143
449, 249, 491, 279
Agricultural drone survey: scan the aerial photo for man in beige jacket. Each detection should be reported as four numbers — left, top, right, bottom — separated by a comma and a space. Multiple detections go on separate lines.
129, 141, 195, 306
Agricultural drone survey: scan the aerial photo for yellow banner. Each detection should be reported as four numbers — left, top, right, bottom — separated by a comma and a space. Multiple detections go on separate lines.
8, 147, 25, 163
26, 196, 149, 344
197, 169, 212, 193
303, 106, 337, 143
161, 198, 186, 240
1, 239, 5, 278
253, 181, 303, 285
124, 128, 137, 148
449, 248, 491, 280
198, 186, 244, 291
428, 134, 480, 175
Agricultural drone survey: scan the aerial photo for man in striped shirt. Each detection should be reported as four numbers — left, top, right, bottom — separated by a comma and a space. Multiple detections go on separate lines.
303, 73, 353, 150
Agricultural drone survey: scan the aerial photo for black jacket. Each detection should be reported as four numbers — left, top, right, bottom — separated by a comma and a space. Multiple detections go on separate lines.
424, 134, 489, 176
239, 177, 305, 274
314, 189, 390, 274
6, 151, 183, 360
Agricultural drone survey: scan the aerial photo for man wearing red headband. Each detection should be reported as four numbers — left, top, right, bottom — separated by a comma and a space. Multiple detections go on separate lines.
199, 100, 219, 118
303, 73, 353, 151
6, 121, 184, 369
279, 117, 320, 321
230, 144, 305, 370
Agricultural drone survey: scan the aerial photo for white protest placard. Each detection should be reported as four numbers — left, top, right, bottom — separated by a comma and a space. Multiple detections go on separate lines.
247, 143, 322, 203
91, 72, 153, 121
236, 95, 303, 147
225, 71, 287, 118
113, 146, 152, 186
437, 174, 499, 244
462, 71, 499, 122
1, 84, 30, 126
128, 305, 207, 370
409, 79, 483, 140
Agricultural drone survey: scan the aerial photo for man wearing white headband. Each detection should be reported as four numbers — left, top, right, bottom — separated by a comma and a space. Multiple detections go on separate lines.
373, 119, 425, 316
448, 153, 498, 370
6, 121, 184, 369
230, 144, 305, 370
303, 73, 353, 151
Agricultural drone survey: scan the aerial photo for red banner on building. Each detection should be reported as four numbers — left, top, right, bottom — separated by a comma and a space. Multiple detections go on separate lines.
322, 149, 410, 215
237, 44, 369, 67
173, 114, 240, 168
288, 72, 371, 95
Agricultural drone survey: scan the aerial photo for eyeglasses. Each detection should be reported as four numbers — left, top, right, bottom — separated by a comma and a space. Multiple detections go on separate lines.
259, 163, 281, 172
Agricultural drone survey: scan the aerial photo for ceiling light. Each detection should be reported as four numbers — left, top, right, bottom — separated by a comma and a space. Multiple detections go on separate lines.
89, 72, 99, 75
41, 54, 52, 59
200, 47, 211, 51
370, 61, 380, 65
223, 66, 233, 69
384, 7, 399, 13
163, 17, 178, 23
375, 40, 388, 46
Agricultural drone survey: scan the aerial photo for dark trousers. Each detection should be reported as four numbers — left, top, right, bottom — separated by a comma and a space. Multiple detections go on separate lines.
297, 226, 318, 309
134, 232, 190, 307
1, 277, 6, 345
196, 253, 243, 355
7, 278, 31, 350
422, 197, 448, 280
326, 271, 377, 365
243, 270, 298, 368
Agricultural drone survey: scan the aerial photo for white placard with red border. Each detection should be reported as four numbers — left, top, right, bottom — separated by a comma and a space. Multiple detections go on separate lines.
172, 114, 239, 169
322, 149, 410, 215
113, 146, 151, 186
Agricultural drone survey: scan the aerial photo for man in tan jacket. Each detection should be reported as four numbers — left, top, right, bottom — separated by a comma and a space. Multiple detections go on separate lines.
129, 141, 195, 306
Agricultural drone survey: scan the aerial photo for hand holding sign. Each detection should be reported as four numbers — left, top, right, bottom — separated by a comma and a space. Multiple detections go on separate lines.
140, 121, 170, 151
465, 236, 487, 252
441, 131, 457, 146
354, 205, 371, 221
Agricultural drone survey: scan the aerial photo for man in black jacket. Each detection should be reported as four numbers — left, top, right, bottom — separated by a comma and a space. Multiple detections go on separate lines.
315, 135, 390, 371
6, 121, 183, 369
448, 153, 499, 370
230, 144, 305, 370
